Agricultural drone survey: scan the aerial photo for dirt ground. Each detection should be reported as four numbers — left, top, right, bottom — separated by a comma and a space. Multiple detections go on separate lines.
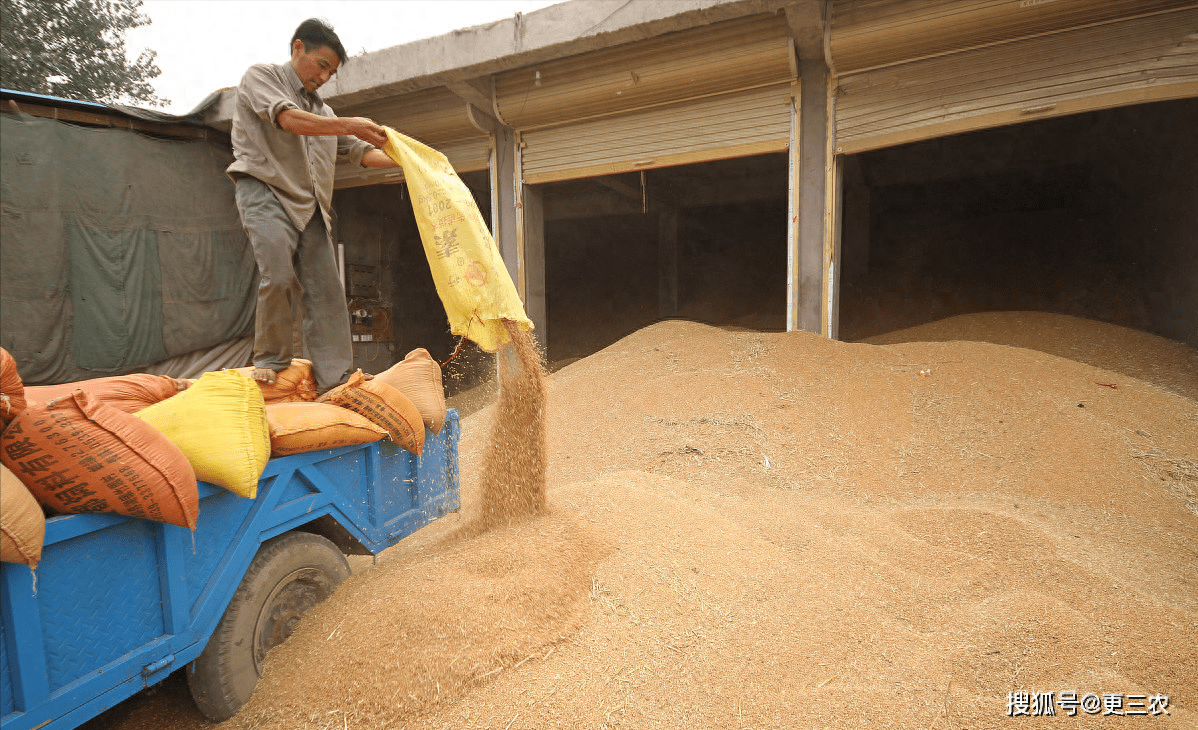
84, 311, 1197, 729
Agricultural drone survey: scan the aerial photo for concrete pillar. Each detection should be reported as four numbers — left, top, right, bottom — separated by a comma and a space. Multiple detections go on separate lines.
794, 60, 829, 334
521, 184, 548, 353
658, 206, 679, 318
492, 125, 520, 286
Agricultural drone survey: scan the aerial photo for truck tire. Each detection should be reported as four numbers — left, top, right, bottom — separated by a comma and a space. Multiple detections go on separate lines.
187, 531, 351, 722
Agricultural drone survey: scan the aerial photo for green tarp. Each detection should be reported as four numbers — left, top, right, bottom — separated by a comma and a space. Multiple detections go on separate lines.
0, 113, 256, 384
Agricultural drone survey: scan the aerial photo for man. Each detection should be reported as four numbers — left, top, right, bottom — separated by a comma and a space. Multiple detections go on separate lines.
228, 18, 399, 391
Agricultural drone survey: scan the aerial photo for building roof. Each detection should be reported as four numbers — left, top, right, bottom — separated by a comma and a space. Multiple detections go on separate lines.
202, 0, 798, 130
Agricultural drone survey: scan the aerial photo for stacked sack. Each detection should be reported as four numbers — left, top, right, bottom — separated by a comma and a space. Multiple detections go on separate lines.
1, 350, 41, 569
261, 349, 447, 458
0, 347, 448, 571
231, 358, 318, 404
0, 348, 272, 571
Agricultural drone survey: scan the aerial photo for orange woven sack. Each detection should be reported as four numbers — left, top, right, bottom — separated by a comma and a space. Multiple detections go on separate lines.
372, 348, 447, 434
1, 348, 26, 427
25, 373, 188, 414
0, 391, 199, 529
233, 358, 317, 404
1, 464, 45, 569
316, 370, 425, 455
266, 402, 388, 456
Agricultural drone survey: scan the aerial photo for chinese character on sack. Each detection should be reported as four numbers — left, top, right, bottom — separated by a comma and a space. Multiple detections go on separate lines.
1006, 692, 1031, 717
77, 455, 105, 473
434, 228, 460, 259
1148, 694, 1170, 715
95, 447, 120, 464
4, 436, 42, 460
1102, 693, 1125, 716
17, 453, 56, 477
56, 483, 96, 507
75, 498, 107, 513
37, 468, 79, 492
1031, 691, 1055, 716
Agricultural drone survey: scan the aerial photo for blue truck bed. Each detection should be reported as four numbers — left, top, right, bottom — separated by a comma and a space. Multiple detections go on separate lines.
0, 409, 460, 730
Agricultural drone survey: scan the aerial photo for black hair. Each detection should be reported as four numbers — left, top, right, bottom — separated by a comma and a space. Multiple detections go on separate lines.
291, 18, 347, 65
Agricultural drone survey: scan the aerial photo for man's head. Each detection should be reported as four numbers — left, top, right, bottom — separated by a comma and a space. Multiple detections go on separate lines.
289, 18, 347, 94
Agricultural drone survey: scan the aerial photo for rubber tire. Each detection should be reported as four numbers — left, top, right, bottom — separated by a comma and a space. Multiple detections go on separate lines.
187, 531, 351, 722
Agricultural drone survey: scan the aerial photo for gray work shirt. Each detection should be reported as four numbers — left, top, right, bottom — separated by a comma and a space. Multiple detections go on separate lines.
227, 62, 371, 232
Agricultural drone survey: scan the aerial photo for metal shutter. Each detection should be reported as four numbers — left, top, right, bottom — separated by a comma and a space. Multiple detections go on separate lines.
495, 14, 794, 130
834, 8, 1198, 155
828, 0, 1192, 74
520, 83, 794, 185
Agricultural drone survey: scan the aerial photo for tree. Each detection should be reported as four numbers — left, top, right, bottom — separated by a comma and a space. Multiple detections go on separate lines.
0, 0, 166, 106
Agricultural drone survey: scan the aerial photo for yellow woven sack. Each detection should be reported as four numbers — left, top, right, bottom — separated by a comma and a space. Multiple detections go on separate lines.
135, 370, 270, 498
382, 128, 533, 352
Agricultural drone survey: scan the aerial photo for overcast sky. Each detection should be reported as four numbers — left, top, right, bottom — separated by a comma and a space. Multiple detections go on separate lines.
126, 1, 563, 114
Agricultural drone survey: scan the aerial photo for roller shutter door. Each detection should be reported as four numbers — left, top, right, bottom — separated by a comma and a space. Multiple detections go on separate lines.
828, 0, 1192, 74
494, 14, 794, 130
520, 83, 794, 184
833, 7, 1198, 154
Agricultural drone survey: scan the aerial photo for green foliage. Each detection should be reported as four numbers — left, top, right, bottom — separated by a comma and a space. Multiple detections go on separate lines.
0, 0, 166, 105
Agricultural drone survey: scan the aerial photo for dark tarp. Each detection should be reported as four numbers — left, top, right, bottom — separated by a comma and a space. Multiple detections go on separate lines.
0, 112, 256, 385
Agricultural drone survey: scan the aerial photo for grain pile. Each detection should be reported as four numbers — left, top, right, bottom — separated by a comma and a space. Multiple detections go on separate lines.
83, 312, 1197, 730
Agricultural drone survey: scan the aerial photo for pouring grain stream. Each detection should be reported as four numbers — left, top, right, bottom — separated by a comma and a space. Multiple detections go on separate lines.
477, 320, 549, 528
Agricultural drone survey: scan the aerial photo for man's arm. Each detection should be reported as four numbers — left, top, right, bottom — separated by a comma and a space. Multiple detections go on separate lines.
277, 108, 387, 147
362, 148, 399, 168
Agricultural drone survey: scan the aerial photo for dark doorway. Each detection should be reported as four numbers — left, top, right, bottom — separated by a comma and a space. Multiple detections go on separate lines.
838, 98, 1198, 347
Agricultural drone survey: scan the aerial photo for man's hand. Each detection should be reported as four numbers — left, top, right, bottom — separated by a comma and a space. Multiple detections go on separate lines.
341, 117, 387, 146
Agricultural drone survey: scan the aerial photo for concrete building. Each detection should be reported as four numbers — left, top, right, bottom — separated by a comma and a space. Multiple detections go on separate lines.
203, 0, 1198, 370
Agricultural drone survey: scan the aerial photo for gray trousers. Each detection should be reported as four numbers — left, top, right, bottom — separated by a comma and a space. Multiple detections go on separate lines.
235, 176, 352, 390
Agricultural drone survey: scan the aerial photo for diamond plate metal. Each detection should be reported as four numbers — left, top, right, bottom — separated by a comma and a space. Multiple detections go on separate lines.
36, 520, 165, 692
183, 488, 255, 607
